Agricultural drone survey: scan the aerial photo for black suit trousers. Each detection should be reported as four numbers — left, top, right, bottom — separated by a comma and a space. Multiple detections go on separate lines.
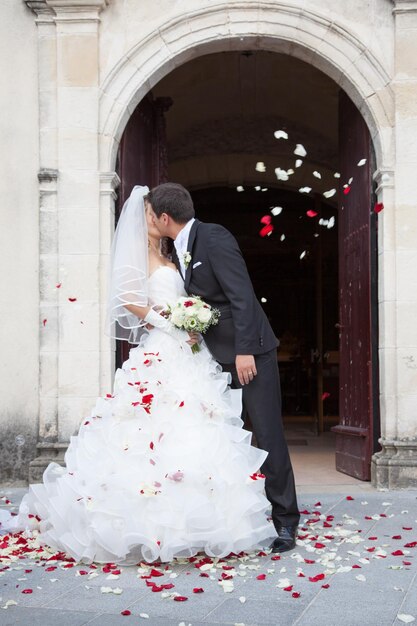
221, 350, 300, 530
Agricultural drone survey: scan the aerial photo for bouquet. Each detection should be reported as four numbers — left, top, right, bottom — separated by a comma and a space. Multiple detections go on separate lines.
167, 296, 220, 353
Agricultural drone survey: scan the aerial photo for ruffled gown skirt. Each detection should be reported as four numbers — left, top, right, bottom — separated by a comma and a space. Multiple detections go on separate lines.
16, 329, 274, 564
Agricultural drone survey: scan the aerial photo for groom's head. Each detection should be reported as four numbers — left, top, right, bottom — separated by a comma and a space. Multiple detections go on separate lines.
145, 183, 195, 238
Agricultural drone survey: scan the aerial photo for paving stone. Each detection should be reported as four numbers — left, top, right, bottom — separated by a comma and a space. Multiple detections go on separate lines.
0, 606, 96, 626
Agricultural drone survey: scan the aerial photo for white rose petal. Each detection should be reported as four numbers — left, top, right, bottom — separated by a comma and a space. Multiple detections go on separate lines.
139, 613, 149, 619
2, 600, 18, 609
261, 297, 267, 303
274, 130, 288, 140
355, 574, 366, 582
287, 168, 294, 175
275, 168, 289, 181
236, 186, 244, 192
255, 161, 266, 172
397, 616, 415, 624
271, 206, 283, 216
239, 596, 246, 603
323, 189, 336, 199
300, 251, 306, 260
280, 234, 286, 241
294, 144, 307, 157
113, 587, 123, 595
295, 159, 303, 168
254, 186, 261, 191
348, 177, 353, 185
334, 172, 341, 178
313, 171, 322, 179
357, 158, 367, 166
277, 578, 291, 588
299, 187, 312, 194
100, 586, 113, 594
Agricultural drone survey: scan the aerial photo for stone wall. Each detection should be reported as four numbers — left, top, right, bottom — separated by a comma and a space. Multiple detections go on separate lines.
0, 0, 40, 481
0, 0, 416, 486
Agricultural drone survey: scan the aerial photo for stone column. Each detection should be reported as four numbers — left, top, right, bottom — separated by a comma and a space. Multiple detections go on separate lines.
372, 0, 417, 488
25, 0, 110, 480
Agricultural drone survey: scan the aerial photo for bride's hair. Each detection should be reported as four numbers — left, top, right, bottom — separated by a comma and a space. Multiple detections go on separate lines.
145, 182, 195, 224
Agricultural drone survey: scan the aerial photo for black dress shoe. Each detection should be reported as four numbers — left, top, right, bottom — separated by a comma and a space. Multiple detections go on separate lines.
270, 525, 298, 553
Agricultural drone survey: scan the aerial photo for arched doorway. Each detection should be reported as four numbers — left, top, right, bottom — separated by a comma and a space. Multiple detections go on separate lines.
112, 49, 380, 482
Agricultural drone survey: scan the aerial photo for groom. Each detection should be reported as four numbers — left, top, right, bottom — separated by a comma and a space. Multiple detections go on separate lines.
145, 182, 300, 552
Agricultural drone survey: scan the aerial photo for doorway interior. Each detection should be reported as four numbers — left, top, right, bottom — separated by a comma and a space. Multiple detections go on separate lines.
116, 49, 379, 484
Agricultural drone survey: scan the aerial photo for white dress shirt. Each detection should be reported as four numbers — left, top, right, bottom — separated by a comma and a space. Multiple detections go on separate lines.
174, 218, 195, 278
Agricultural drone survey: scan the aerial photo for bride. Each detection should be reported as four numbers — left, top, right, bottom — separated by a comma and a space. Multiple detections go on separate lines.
0, 186, 274, 565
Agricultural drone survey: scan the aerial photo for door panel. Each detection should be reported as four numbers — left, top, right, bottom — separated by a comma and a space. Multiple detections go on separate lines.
332, 90, 379, 480
115, 93, 172, 367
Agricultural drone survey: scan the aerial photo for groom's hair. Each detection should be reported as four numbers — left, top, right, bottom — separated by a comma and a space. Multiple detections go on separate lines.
145, 183, 195, 224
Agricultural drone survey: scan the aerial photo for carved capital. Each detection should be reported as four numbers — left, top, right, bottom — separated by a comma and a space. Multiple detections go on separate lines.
100, 171, 120, 201
392, 0, 417, 14
38, 168, 59, 183
24, 0, 111, 17
24, 0, 54, 16
373, 167, 394, 193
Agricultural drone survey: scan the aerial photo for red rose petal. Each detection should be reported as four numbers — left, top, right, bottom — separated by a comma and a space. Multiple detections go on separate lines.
256, 574, 266, 580
68, 297, 77, 302
42, 318, 47, 327
403, 527, 412, 531
403, 561, 412, 566
309, 573, 325, 582
121, 610, 131, 616
292, 591, 301, 598
343, 186, 351, 195
322, 583, 330, 589
304, 559, 315, 564
56, 283, 62, 288
22, 589, 33, 594
271, 555, 281, 561
306, 210, 318, 218
283, 585, 293, 592
260, 215, 272, 225
404, 542, 417, 548
392, 550, 404, 556
193, 587, 204, 593
150, 568, 164, 577
200, 572, 209, 577
314, 543, 326, 549
259, 224, 274, 238
346, 496, 354, 501
173, 596, 188, 602
374, 202, 384, 213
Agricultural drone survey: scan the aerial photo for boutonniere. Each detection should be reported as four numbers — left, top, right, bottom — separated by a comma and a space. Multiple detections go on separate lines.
183, 251, 192, 269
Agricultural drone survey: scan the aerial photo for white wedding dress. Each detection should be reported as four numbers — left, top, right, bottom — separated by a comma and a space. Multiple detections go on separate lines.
2, 267, 274, 564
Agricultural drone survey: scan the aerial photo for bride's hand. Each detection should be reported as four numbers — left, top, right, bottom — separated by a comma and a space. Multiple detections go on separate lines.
187, 332, 200, 346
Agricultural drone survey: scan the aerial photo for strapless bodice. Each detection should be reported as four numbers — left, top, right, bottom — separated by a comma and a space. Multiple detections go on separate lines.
148, 265, 186, 308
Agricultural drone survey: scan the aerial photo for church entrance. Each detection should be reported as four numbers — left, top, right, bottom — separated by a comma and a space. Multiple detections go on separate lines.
115, 50, 380, 482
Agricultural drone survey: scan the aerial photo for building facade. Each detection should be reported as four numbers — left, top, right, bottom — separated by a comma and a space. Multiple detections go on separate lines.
1, 0, 417, 487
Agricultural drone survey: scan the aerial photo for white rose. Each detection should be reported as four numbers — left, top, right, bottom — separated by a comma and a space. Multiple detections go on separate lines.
185, 307, 196, 317
171, 309, 184, 326
197, 308, 211, 323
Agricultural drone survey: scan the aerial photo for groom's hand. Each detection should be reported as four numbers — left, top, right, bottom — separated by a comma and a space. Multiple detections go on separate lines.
236, 355, 257, 385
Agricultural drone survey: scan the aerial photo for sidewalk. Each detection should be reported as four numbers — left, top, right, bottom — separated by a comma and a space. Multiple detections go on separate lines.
1, 485, 416, 626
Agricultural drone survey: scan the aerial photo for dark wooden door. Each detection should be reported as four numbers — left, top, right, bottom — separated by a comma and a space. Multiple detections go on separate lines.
332, 91, 380, 480
115, 93, 172, 367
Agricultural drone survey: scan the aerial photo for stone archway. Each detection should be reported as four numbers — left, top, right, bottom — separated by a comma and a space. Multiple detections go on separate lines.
99, 3, 393, 172
97, 2, 396, 487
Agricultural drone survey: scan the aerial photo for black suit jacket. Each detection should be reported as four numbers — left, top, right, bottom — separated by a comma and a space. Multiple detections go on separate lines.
172, 220, 278, 364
